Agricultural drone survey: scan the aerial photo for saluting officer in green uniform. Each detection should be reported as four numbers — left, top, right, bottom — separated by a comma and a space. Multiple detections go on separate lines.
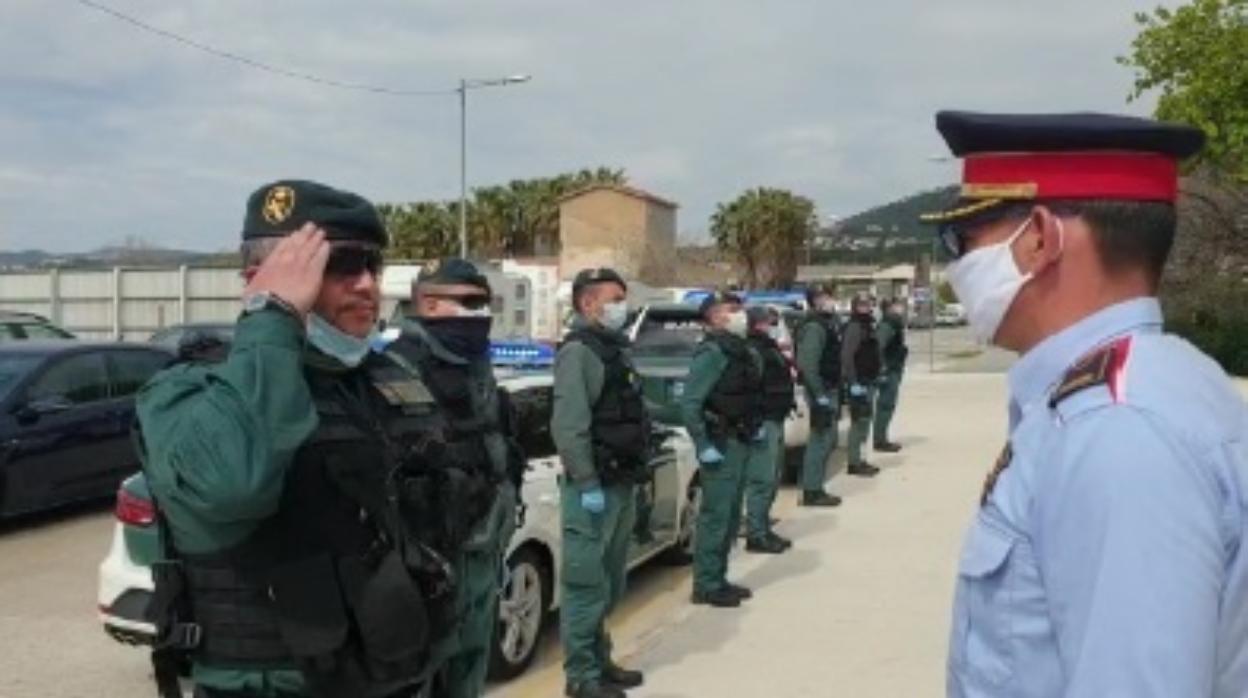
743, 306, 794, 554
793, 286, 844, 507
551, 267, 648, 698
680, 292, 767, 608
842, 293, 883, 476
872, 299, 907, 453
136, 181, 451, 698
390, 258, 521, 698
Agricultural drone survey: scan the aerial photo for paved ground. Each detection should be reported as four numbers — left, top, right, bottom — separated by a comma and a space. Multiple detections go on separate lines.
496, 371, 1009, 698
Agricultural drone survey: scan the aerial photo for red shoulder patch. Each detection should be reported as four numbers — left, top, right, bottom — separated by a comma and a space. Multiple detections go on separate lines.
1048, 336, 1133, 409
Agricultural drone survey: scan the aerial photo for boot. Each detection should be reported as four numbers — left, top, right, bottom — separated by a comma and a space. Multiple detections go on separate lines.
767, 531, 793, 549
566, 681, 627, 698
873, 441, 902, 453
691, 587, 741, 607
603, 661, 644, 689
746, 536, 787, 554
847, 462, 880, 477
801, 490, 842, 507
725, 582, 753, 600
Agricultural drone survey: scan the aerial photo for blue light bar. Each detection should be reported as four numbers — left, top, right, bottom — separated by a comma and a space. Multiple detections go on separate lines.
490, 340, 555, 367
681, 289, 805, 307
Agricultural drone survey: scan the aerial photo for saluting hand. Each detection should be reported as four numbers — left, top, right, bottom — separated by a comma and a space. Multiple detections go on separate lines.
243, 224, 330, 318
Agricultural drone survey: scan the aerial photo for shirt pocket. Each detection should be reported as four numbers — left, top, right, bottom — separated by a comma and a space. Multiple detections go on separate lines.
951, 519, 1018, 688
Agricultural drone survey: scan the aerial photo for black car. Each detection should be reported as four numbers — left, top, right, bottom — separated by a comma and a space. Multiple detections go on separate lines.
149, 323, 234, 351
0, 311, 75, 341
0, 341, 172, 517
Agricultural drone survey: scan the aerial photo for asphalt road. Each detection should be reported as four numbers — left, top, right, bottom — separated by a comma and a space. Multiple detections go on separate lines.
0, 329, 1013, 698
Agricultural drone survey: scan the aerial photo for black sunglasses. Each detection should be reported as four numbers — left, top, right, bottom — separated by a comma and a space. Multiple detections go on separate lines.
426, 293, 492, 311
325, 246, 383, 278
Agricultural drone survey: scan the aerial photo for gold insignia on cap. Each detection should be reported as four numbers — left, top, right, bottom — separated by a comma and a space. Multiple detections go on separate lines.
262, 185, 296, 225
424, 259, 441, 275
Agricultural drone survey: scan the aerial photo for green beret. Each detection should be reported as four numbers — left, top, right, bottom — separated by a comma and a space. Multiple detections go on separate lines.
416, 257, 491, 294
699, 291, 743, 318
572, 267, 627, 298
242, 179, 387, 247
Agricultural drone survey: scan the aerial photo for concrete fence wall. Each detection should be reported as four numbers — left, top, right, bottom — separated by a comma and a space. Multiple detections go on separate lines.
0, 267, 242, 341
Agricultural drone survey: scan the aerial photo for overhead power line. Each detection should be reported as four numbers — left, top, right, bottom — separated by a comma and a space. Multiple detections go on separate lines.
72, 0, 454, 97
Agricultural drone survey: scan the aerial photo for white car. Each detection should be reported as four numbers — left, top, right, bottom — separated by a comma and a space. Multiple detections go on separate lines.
97, 370, 702, 683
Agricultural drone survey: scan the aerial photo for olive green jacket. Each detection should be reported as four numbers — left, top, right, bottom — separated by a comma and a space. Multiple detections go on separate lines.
551, 315, 609, 491
795, 317, 835, 402
136, 308, 320, 695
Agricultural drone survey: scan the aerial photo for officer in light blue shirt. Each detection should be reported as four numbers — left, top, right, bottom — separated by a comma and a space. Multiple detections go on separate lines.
922, 111, 1247, 697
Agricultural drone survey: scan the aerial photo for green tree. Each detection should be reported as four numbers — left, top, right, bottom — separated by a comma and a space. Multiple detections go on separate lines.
1120, 0, 1248, 179
379, 167, 626, 260
710, 188, 817, 289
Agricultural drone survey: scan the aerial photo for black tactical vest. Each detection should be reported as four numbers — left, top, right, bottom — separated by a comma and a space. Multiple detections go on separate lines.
797, 312, 842, 387
748, 331, 796, 422
703, 332, 765, 441
149, 353, 484, 698
564, 327, 651, 484
851, 314, 883, 382
882, 314, 908, 369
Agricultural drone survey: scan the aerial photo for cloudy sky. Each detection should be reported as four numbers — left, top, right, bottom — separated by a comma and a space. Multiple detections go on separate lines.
2, 0, 1169, 252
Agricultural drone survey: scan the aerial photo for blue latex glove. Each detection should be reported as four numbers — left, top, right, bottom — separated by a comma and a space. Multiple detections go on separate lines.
698, 446, 725, 466
580, 487, 606, 514
815, 395, 833, 408
753, 426, 767, 442
849, 383, 868, 398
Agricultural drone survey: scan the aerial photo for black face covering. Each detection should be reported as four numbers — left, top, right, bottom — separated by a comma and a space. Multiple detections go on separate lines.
422, 316, 493, 358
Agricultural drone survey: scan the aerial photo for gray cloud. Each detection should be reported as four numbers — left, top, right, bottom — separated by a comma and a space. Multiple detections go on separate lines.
1, 0, 1168, 251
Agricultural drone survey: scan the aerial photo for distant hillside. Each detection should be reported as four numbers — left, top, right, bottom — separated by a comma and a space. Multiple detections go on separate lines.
0, 246, 235, 270
839, 185, 958, 238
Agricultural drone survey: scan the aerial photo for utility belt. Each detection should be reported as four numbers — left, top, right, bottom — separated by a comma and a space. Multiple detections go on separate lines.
149, 539, 453, 698
704, 410, 761, 444
592, 445, 650, 485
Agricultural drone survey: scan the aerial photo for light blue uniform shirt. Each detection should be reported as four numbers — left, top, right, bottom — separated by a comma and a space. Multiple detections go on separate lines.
948, 297, 1248, 697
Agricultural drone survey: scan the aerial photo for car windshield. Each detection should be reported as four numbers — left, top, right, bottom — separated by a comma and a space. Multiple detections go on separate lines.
0, 355, 42, 401
632, 309, 705, 358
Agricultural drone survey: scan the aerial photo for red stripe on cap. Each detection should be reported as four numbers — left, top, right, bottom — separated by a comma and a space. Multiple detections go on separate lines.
964, 152, 1179, 202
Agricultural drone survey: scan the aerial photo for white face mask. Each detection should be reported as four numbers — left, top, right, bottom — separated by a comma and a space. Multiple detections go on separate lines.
724, 310, 749, 337
307, 313, 379, 367
600, 301, 629, 331
767, 325, 783, 341
946, 218, 1058, 345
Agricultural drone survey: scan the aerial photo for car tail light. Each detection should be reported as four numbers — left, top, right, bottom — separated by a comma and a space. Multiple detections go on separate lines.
115, 488, 156, 527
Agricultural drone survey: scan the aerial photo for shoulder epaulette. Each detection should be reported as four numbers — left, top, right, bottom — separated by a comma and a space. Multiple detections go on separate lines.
1048, 336, 1133, 409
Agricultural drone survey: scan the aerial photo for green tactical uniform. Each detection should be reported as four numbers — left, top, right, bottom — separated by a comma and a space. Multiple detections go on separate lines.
841, 313, 882, 466
744, 329, 795, 541
138, 310, 456, 697
551, 316, 651, 688
136, 180, 458, 698
680, 330, 768, 595
390, 318, 519, 698
873, 311, 908, 447
794, 312, 842, 493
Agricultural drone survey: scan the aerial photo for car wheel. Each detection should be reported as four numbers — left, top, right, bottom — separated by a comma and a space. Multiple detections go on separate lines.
489, 547, 550, 681
660, 477, 699, 566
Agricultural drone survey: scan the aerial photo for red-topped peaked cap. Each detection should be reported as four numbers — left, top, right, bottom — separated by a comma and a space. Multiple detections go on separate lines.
920, 111, 1205, 226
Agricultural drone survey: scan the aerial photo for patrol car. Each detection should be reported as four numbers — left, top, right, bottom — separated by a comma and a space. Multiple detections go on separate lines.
97, 368, 702, 682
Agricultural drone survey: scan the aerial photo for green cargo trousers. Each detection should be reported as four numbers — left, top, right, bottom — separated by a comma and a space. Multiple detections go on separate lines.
436, 491, 515, 698
873, 368, 903, 445
693, 437, 750, 593
847, 386, 878, 465
745, 420, 783, 540
559, 482, 637, 685
801, 392, 840, 492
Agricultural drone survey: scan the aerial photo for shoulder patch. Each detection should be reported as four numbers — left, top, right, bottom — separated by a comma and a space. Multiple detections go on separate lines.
981, 441, 1013, 506
1049, 336, 1133, 409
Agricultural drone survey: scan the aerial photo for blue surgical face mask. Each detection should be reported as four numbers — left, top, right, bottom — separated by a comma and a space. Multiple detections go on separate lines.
307, 313, 379, 367
600, 301, 629, 331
